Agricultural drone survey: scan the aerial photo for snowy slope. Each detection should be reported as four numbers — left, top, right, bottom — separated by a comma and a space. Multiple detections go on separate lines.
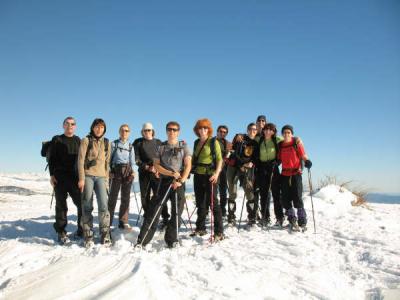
0, 174, 399, 300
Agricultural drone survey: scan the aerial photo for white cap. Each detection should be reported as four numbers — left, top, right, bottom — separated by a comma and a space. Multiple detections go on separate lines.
142, 122, 154, 130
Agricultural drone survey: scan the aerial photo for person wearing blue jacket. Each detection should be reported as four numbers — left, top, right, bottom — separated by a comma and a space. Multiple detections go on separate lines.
108, 124, 135, 230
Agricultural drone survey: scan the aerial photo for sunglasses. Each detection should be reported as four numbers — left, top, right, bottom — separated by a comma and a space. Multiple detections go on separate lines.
121, 129, 130, 132
167, 128, 179, 132
65, 122, 76, 126
143, 129, 152, 132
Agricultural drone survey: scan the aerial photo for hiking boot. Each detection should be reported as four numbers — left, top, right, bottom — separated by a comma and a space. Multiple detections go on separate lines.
118, 223, 133, 231
247, 219, 256, 227
83, 234, 94, 248
190, 229, 207, 237
100, 230, 112, 246
299, 224, 307, 232
214, 233, 225, 241
58, 231, 71, 245
227, 215, 236, 226
288, 218, 300, 232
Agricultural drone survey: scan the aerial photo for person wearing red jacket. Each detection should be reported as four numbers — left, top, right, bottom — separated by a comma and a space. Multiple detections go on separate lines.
278, 125, 312, 231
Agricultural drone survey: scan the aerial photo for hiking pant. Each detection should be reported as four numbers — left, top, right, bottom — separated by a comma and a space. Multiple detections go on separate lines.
194, 173, 223, 234
137, 178, 185, 246
138, 170, 169, 221
218, 165, 228, 216
257, 162, 284, 222
227, 165, 255, 221
53, 173, 82, 234
81, 175, 110, 236
281, 174, 307, 226
108, 164, 133, 226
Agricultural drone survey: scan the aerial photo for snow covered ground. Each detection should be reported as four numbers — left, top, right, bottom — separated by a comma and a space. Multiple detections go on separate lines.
0, 173, 399, 300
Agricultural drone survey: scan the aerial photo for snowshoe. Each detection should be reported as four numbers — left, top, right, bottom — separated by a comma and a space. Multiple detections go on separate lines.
214, 233, 226, 242
190, 229, 208, 237
271, 220, 284, 229
84, 236, 94, 249
100, 231, 112, 247
58, 231, 71, 245
288, 222, 301, 233
300, 224, 307, 233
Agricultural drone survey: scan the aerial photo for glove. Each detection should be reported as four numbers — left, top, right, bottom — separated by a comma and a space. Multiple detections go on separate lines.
274, 159, 281, 166
305, 160, 312, 169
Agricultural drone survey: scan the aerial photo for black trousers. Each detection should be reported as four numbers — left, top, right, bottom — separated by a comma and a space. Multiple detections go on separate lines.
53, 173, 82, 234
194, 174, 223, 234
281, 174, 307, 225
218, 165, 228, 215
108, 166, 133, 226
138, 170, 169, 221
257, 162, 284, 221
137, 178, 185, 246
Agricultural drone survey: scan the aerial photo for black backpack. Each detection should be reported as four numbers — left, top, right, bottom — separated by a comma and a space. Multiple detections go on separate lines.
41, 135, 62, 170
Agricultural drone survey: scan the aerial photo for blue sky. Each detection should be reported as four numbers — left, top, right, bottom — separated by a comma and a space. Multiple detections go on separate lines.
0, 1, 399, 192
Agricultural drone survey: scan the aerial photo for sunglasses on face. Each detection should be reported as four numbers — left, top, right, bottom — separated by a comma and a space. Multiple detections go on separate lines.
143, 129, 152, 132
65, 122, 76, 126
167, 128, 179, 132
121, 129, 130, 132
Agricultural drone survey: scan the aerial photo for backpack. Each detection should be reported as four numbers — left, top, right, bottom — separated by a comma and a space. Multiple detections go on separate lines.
110, 139, 133, 167
41, 135, 62, 170
84, 135, 109, 170
278, 136, 304, 170
192, 137, 221, 171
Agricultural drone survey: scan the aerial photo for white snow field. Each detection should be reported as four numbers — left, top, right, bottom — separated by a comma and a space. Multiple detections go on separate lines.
0, 173, 399, 300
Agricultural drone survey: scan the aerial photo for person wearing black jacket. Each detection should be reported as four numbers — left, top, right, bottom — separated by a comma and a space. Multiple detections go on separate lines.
48, 117, 82, 244
226, 123, 258, 226
133, 123, 169, 225
216, 125, 231, 217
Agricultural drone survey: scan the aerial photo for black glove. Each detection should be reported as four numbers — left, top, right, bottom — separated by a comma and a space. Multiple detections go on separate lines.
274, 159, 281, 166
305, 160, 312, 169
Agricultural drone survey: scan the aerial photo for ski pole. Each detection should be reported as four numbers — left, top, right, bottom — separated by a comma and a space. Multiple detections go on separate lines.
189, 206, 197, 220
237, 192, 246, 233
307, 169, 316, 234
50, 188, 55, 209
184, 200, 194, 233
135, 179, 151, 226
175, 191, 179, 245
209, 183, 214, 243
139, 184, 173, 246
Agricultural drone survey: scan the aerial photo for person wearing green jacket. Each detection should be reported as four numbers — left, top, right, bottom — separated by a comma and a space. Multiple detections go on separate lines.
191, 118, 224, 240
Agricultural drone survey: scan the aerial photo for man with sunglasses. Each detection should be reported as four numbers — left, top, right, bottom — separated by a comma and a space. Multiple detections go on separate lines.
108, 124, 135, 230
136, 121, 192, 248
48, 116, 82, 244
226, 123, 258, 227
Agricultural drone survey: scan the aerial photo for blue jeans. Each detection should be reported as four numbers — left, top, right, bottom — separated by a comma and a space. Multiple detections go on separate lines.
81, 176, 110, 234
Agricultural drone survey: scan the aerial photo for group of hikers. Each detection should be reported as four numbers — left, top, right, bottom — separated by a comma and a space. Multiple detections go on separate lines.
44, 115, 312, 249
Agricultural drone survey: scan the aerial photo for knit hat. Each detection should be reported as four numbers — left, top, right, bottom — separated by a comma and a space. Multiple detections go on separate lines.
281, 124, 294, 134
256, 115, 267, 122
